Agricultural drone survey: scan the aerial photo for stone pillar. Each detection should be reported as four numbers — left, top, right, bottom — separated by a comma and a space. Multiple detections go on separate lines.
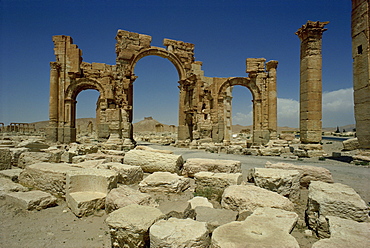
47, 62, 60, 142
296, 21, 329, 144
352, 0, 370, 149
266, 60, 278, 140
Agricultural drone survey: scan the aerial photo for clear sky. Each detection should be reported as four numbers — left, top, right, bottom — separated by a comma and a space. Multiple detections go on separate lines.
0, 0, 354, 128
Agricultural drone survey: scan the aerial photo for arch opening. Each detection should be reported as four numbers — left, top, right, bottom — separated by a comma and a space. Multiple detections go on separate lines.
132, 55, 179, 133
75, 89, 100, 136
231, 85, 253, 141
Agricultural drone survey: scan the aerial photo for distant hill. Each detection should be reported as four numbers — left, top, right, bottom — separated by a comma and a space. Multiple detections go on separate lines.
133, 117, 173, 132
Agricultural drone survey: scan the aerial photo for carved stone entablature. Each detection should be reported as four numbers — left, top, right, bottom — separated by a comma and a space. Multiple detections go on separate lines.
295, 21, 329, 41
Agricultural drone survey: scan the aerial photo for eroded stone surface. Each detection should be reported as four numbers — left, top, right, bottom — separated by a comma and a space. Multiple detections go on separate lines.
307, 181, 369, 238
221, 185, 294, 212
150, 218, 210, 248
182, 158, 241, 177
4, 190, 57, 210
106, 204, 165, 248
139, 172, 190, 193
194, 206, 238, 232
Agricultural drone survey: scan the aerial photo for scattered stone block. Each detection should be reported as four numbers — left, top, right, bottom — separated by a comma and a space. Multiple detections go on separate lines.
124, 150, 183, 174
139, 172, 190, 193
0, 168, 23, 182
211, 207, 299, 248
105, 185, 156, 213
182, 158, 241, 177
188, 196, 214, 209
0, 148, 12, 170
72, 159, 106, 169
307, 181, 369, 238
149, 218, 210, 248
5, 190, 57, 210
18, 152, 54, 168
342, 138, 360, 151
106, 204, 165, 248
9, 147, 29, 167
311, 216, 370, 248
66, 168, 117, 217
106, 162, 143, 184
194, 206, 238, 232
158, 200, 194, 219
0, 177, 28, 192
134, 145, 173, 154
221, 185, 294, 212
248, 168, 301, 202
259, 147, 282, 156
265, 162, 333, 187
19, 162, 82, 197
194, 172, 242, 201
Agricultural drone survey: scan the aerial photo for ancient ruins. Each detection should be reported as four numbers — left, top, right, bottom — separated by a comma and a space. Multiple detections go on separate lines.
47, 31, 278, 146
352, 0, 370, 150
1, 1, 370, 247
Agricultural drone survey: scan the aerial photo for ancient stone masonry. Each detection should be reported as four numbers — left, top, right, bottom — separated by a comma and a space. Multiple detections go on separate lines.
47, 30, 278, 145
352, 0, 370, 149
296, 21, 329, 144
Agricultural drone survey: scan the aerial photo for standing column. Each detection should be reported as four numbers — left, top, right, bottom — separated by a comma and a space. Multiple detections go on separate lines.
296, 21, 329, 144
47, 62, 60, 142
266, 60, 278, 140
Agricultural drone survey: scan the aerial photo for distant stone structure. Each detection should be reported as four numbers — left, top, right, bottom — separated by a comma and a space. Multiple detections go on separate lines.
296, 21, 329, 144
47, 30, 277, 145
352, 0, 370, 149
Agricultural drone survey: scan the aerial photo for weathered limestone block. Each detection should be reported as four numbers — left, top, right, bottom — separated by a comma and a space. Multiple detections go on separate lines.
67, 143, 99, 155
124, 150, 183, 174
195, 206, 238, 232
18, 152, 53, 168
158, 200, 194, 219
149, 218, 210, 248
105, 185, 156, 213
0, 148, 12, 170
265, 162, 333, 187
139, 172, 190, 193
134, 145, 173, 154
5, 190, 57, 210
0, 168, 23, 182
311, 216, 370, 248
188, 196, 214, 209
106, 204, 165, 248
0, 177, 28, 192
66, 168, 117, 217
342, 137, 360, 151
106, 163, 143, 184
194, 172, 242, 201
19, 162, 82, 197
259, 147, 282, 156
248, 168, 301, 202
182, 158, 241, 177
221, 185, 295, 212
9, 148, 29, 167
72, 159, 106, 169
307, 181, 369, 238
211, 207, 299, 248
85, 153, 124, 163
280, 133, 295, 141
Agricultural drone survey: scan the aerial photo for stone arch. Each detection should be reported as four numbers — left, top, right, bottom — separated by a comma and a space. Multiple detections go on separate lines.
129, 47, 187, 80
65, 78, 105, 100
216, 77, 263, 144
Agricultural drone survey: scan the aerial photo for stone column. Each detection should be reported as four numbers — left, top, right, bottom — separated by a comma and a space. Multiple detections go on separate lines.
352, 0, 370, 149
266, 60, 278, 140
296, 21, 329, 144
47, 62, 60, 142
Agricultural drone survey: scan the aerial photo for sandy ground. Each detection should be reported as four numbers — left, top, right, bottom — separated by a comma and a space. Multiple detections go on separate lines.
0, 141, 369, 248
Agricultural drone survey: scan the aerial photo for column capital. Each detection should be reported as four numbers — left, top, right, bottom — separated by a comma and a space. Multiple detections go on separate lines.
295, 21, 329, 41
266, 60, 278, 71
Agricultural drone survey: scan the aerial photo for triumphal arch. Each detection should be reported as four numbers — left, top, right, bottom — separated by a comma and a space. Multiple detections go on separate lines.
47, 29, 278, 145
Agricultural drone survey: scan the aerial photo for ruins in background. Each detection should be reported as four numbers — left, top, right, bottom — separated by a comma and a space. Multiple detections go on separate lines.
47, 31, 277, 146
352, 0, 370, 150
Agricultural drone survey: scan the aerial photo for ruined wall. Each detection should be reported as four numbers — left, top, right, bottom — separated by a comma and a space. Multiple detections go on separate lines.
352, 0, 370, 149
48, 30, 278, 145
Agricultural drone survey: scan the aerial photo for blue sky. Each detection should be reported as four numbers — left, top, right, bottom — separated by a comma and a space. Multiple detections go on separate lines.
0, 0, 354, 128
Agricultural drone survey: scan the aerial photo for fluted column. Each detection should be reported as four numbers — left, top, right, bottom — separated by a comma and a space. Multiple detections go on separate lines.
296, 21, 329, 144
266, 60, 278, 139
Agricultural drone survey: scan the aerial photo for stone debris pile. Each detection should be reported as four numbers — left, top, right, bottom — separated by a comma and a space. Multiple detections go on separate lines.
0, 136, 369, 247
